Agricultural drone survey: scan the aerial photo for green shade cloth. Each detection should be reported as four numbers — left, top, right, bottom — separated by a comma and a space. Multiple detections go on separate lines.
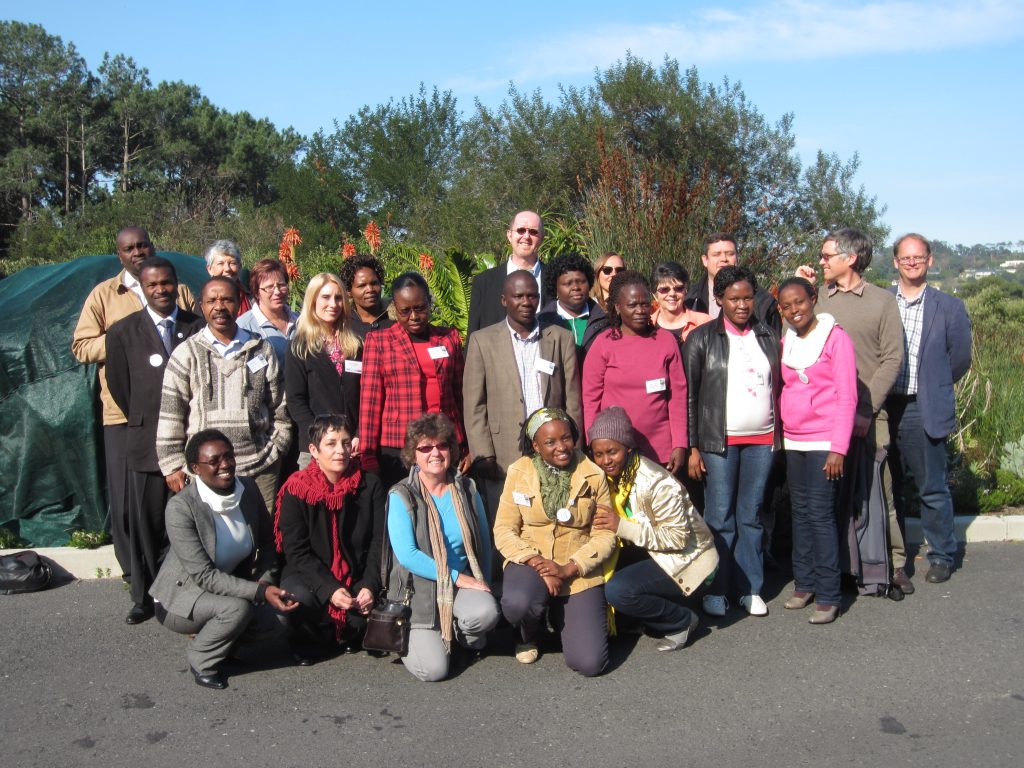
0, 253, 210, 546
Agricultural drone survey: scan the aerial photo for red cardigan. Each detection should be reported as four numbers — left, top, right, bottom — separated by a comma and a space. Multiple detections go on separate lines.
358, 323, 466, 470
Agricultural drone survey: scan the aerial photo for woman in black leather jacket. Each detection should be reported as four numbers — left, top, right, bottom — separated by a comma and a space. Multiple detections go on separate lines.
682, 265, 780, 619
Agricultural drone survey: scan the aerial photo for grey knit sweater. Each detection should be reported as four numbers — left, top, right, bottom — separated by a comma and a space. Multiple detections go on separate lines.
156, 330, 292, 476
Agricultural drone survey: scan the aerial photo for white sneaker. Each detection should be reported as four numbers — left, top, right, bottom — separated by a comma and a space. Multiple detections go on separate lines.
702, 594, 729, 617
740, 594, 768, 616
514, 643, 539, 664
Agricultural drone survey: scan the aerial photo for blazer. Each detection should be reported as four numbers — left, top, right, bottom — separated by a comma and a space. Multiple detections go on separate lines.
888, 284, 972, 438
105, 308, 203, 472
358, 323, 466, 470
285, 342, 362, 449
463, 321, 582, 473
467, 262, 545, 338
149, 478, 279, 618
278, 471, 386, 605
493, 454, 615, 596
536, 298, 610, 361
685, 275, 782, 336
683, 316, 781, 454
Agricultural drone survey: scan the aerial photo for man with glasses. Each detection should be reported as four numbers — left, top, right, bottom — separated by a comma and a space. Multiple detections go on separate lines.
885, 234, 971, 587
685, 232, 780, 333
468, 211, 545, 337
797, 228, 905, 596
73, 227, 196, 587
156, 277, 292, 517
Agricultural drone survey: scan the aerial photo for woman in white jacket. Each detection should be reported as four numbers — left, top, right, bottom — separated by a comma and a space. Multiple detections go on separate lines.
589, 407, 718, 651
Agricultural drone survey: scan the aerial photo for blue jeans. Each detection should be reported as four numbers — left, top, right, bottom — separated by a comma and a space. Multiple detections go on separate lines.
702, 443, 774, 597
605, 557, 694, 635
786, 450, 841, 606
889, 399, 957, 566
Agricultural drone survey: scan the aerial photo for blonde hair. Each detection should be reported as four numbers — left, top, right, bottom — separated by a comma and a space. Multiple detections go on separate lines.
591, 252, 624, 306
292, 273, 361, 360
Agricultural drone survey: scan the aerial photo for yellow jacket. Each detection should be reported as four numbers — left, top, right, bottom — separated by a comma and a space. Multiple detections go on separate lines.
71, 270, 196, 425
494, 454, 615, 596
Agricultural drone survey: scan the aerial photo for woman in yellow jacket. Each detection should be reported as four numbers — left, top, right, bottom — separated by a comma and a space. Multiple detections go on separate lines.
494, 408, 615, 676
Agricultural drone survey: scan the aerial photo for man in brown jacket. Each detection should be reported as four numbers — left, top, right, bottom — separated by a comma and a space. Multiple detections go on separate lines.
72, 227, 196, 581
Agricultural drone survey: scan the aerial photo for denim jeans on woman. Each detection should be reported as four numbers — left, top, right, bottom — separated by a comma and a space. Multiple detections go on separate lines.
785, 449, 841, 606
605, 556, 694, 635
702, 443, 774, 597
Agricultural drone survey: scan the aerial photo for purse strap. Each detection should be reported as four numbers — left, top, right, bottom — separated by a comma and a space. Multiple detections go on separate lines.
380, 487, 415, 605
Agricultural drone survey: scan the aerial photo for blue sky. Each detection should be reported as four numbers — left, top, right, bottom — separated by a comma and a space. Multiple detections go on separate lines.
11, 0, 1024, 246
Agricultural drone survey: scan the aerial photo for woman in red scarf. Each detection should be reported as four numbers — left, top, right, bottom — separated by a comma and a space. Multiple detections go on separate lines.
275, 414, 386, 661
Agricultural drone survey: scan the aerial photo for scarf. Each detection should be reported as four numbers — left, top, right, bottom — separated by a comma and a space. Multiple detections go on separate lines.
602, 450, 641, 635
327, 333, 346, 377
418, 471, 486, 651
195, 477, 244, 514
274, 458, 362, 637
531, 452, 580, 522
782, 313, 837, 379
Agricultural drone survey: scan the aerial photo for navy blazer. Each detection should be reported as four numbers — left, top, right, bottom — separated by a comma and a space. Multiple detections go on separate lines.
889, 284, 972, 439
106, 308, 203, 472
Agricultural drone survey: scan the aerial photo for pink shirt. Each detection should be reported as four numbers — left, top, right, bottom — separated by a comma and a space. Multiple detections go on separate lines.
582, 328, 688, 463
779, 323, 858, 455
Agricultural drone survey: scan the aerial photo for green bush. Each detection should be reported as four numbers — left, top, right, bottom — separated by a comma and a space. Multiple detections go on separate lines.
67, 530, 111, 550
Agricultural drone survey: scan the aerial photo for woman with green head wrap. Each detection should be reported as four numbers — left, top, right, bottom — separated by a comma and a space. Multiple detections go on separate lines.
493, 408, 616, 676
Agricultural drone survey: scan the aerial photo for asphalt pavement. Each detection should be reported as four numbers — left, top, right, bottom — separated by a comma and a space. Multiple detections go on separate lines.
2, 543, 1022, 768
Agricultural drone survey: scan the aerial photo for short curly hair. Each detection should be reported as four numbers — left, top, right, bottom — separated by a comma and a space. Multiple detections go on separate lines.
543, 252, 595, 299
605, 270, 653, 339
401, 412, 460, 469
338, 254, 386, 292
185, 429, 232, 469
712, 265, 757, 299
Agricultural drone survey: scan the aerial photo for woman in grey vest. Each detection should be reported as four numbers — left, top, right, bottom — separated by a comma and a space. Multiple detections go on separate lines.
384, 413, 499, 681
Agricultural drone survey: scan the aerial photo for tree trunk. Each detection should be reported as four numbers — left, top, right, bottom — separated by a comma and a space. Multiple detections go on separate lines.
64, 116, 72, 215
80, 114, 88, 209
121, 116, 130, 193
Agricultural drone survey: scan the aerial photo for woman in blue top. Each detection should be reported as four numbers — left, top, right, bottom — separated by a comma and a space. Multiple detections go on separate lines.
385, 413, 499, 681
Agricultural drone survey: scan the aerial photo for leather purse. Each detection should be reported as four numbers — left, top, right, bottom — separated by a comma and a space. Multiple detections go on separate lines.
362, 536, 414, 656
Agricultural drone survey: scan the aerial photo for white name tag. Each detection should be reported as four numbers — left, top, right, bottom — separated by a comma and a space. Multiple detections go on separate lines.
512, 491, 532, 506
148, 353, 163, 367
646, 377, 667, 393
247, 354, 269, 373
534, 357, 556, 376
427, 346, 449, 360
344, 360, 363, 374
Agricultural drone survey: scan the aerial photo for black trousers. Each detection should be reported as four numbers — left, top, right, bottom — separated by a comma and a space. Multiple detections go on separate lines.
127, 469, 170, 605
103, 425, 131, 578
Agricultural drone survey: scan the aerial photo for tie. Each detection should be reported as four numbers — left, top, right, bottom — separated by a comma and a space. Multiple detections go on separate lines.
159, 319, 173, 355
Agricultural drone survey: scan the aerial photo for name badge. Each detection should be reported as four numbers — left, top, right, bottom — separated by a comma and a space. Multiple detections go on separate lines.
344, 360, 363, 374
534, 357, 556, 376
646, 377, 667, 393
247, 354, 269, 373
148, 353, 163, 367
512, 491, 532, 506
427, 346, 449, 360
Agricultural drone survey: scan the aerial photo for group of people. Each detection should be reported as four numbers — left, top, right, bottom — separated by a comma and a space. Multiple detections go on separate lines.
71, 210, 972, 687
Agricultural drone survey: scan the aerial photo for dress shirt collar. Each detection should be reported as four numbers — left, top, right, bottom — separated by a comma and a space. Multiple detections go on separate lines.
507, 320, 541, 342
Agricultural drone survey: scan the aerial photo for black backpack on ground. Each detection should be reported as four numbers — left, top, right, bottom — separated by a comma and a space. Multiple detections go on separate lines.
0, 550, 52, 594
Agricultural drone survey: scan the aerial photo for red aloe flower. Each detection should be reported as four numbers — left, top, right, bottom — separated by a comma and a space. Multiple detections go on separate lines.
419, 252, 435, 272
285, 262, 301, 283
278, 241, 292, 261
364, 220, 381, 255
341, 242, 357, 259
282, 227, 303, 247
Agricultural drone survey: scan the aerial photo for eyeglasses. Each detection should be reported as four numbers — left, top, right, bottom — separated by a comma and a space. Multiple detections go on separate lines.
395, 304, 431, 318
513, 227, 541, 237
600, 266, 626, 276
415, 443, 451, 454
194, 451, 236, 467
820, 250, 846, 262
656, 285, 686, 295
260, 283, 289, 294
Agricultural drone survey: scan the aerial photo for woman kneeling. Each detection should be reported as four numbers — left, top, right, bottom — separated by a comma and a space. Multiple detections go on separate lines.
385, 413, 499, 681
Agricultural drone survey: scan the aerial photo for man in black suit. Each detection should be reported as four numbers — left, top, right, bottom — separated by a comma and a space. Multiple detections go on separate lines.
106, 256, 203, 624
467, 210, 545, 337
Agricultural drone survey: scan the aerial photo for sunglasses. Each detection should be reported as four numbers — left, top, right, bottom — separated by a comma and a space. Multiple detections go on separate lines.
513, 227, 541, 237
600, 266, 626, 276
415, 443, 451, 454
656, 285, 686, 295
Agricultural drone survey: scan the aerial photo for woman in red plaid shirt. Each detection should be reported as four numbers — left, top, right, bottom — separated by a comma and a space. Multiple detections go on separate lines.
358, 272, 469, 488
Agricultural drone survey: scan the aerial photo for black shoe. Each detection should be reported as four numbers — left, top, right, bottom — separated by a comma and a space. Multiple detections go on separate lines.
925, 562, 953, 583
292, 650, 315, 667
125, 603, 154, 625
892, 567, 915, 595
191, 667, 226, 689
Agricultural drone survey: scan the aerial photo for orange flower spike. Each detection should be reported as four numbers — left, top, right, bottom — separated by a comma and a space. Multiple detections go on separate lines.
419, 252, 435, 272
341, 242, 357, 259
364, 220, 381, 255
282, 227, 303, 247
285, 262, 301, 282
278, 242, 291, 261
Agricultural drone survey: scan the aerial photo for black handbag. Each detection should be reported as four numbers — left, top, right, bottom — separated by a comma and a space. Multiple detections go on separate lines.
0, 550, 52, 595
362, 536, 414, 656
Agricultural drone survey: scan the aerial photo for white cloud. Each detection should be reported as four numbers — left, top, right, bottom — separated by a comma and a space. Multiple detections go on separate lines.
491, 0, 1024, 87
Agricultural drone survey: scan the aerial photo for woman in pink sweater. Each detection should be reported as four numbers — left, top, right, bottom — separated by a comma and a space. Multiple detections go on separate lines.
777, 277, 857, 624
